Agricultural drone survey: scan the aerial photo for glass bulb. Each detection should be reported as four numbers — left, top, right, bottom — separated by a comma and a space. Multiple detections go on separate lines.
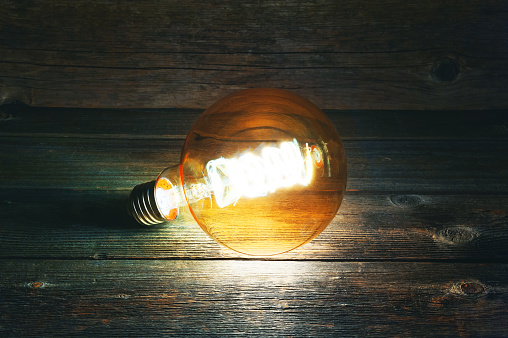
128, 88, 347, 255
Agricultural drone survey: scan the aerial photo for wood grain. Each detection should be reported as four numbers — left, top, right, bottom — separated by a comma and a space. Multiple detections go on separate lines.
1, 260, 507, 336
0, 190, 506, 260
0, 107, 506, 260
1, 1, 507, 109
1, 1, 507, 335
1, 136, 506, 192
1, 106, 507, 192
2, 104, 508, 140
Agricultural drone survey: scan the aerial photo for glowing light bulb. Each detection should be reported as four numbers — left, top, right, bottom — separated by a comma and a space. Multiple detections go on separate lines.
128, 88, 347, 255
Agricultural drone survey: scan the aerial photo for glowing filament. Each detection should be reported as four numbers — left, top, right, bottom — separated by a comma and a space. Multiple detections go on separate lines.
206, 139, 313, 208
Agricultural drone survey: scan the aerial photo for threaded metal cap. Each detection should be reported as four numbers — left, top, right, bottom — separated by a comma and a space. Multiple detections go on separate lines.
128, 180, 165, 225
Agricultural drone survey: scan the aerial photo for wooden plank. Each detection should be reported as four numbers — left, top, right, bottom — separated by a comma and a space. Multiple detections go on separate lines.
0, 260, 506, 336
1, 189, 506, 260
1, 135, 507, 193
2, 105, 508, 140
1, 1, 507, 109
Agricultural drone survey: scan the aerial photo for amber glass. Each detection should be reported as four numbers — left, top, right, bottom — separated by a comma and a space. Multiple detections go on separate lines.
177, 88, 347, 255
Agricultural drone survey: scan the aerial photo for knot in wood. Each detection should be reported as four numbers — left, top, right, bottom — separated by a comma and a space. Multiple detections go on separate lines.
434, 226, 478, 246
30, 281, 44, 289
432, 58, 460, 82
390, 194, 422, 208
460, 282, 485, 295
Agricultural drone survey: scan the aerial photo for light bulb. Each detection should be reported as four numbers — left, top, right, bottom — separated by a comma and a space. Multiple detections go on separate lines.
128, 88, 347, 255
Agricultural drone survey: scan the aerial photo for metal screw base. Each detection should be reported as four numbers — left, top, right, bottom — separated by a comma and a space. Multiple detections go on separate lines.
128, 180, 165, 225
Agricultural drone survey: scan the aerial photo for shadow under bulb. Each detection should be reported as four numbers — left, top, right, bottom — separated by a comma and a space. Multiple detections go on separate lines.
128, 88, 347, 255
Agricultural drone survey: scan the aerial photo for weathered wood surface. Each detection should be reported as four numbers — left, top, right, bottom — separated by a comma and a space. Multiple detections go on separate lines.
1, 104, 507, 335
1, 189, 507, 260
2, 104, 508, 140
2, 136, 507, 192
1, 0, 507, 109
1, 105, 507, 192
2, 1, 508, 335
1, 260, 507, 336
0, 106, 507, 262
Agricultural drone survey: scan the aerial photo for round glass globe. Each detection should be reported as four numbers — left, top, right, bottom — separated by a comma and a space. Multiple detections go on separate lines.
173, 88, 347, 255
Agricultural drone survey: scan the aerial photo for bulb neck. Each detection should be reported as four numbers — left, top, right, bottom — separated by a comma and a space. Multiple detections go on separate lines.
128, 180, 165, 225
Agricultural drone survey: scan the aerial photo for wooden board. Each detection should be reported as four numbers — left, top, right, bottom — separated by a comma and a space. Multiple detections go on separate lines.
1, 260, 507, 336
1, 0, 507, 109
1, 190, 507, 260
2, 136, 507, 192
2, 105, 508, 140
2, 105, 507, 192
